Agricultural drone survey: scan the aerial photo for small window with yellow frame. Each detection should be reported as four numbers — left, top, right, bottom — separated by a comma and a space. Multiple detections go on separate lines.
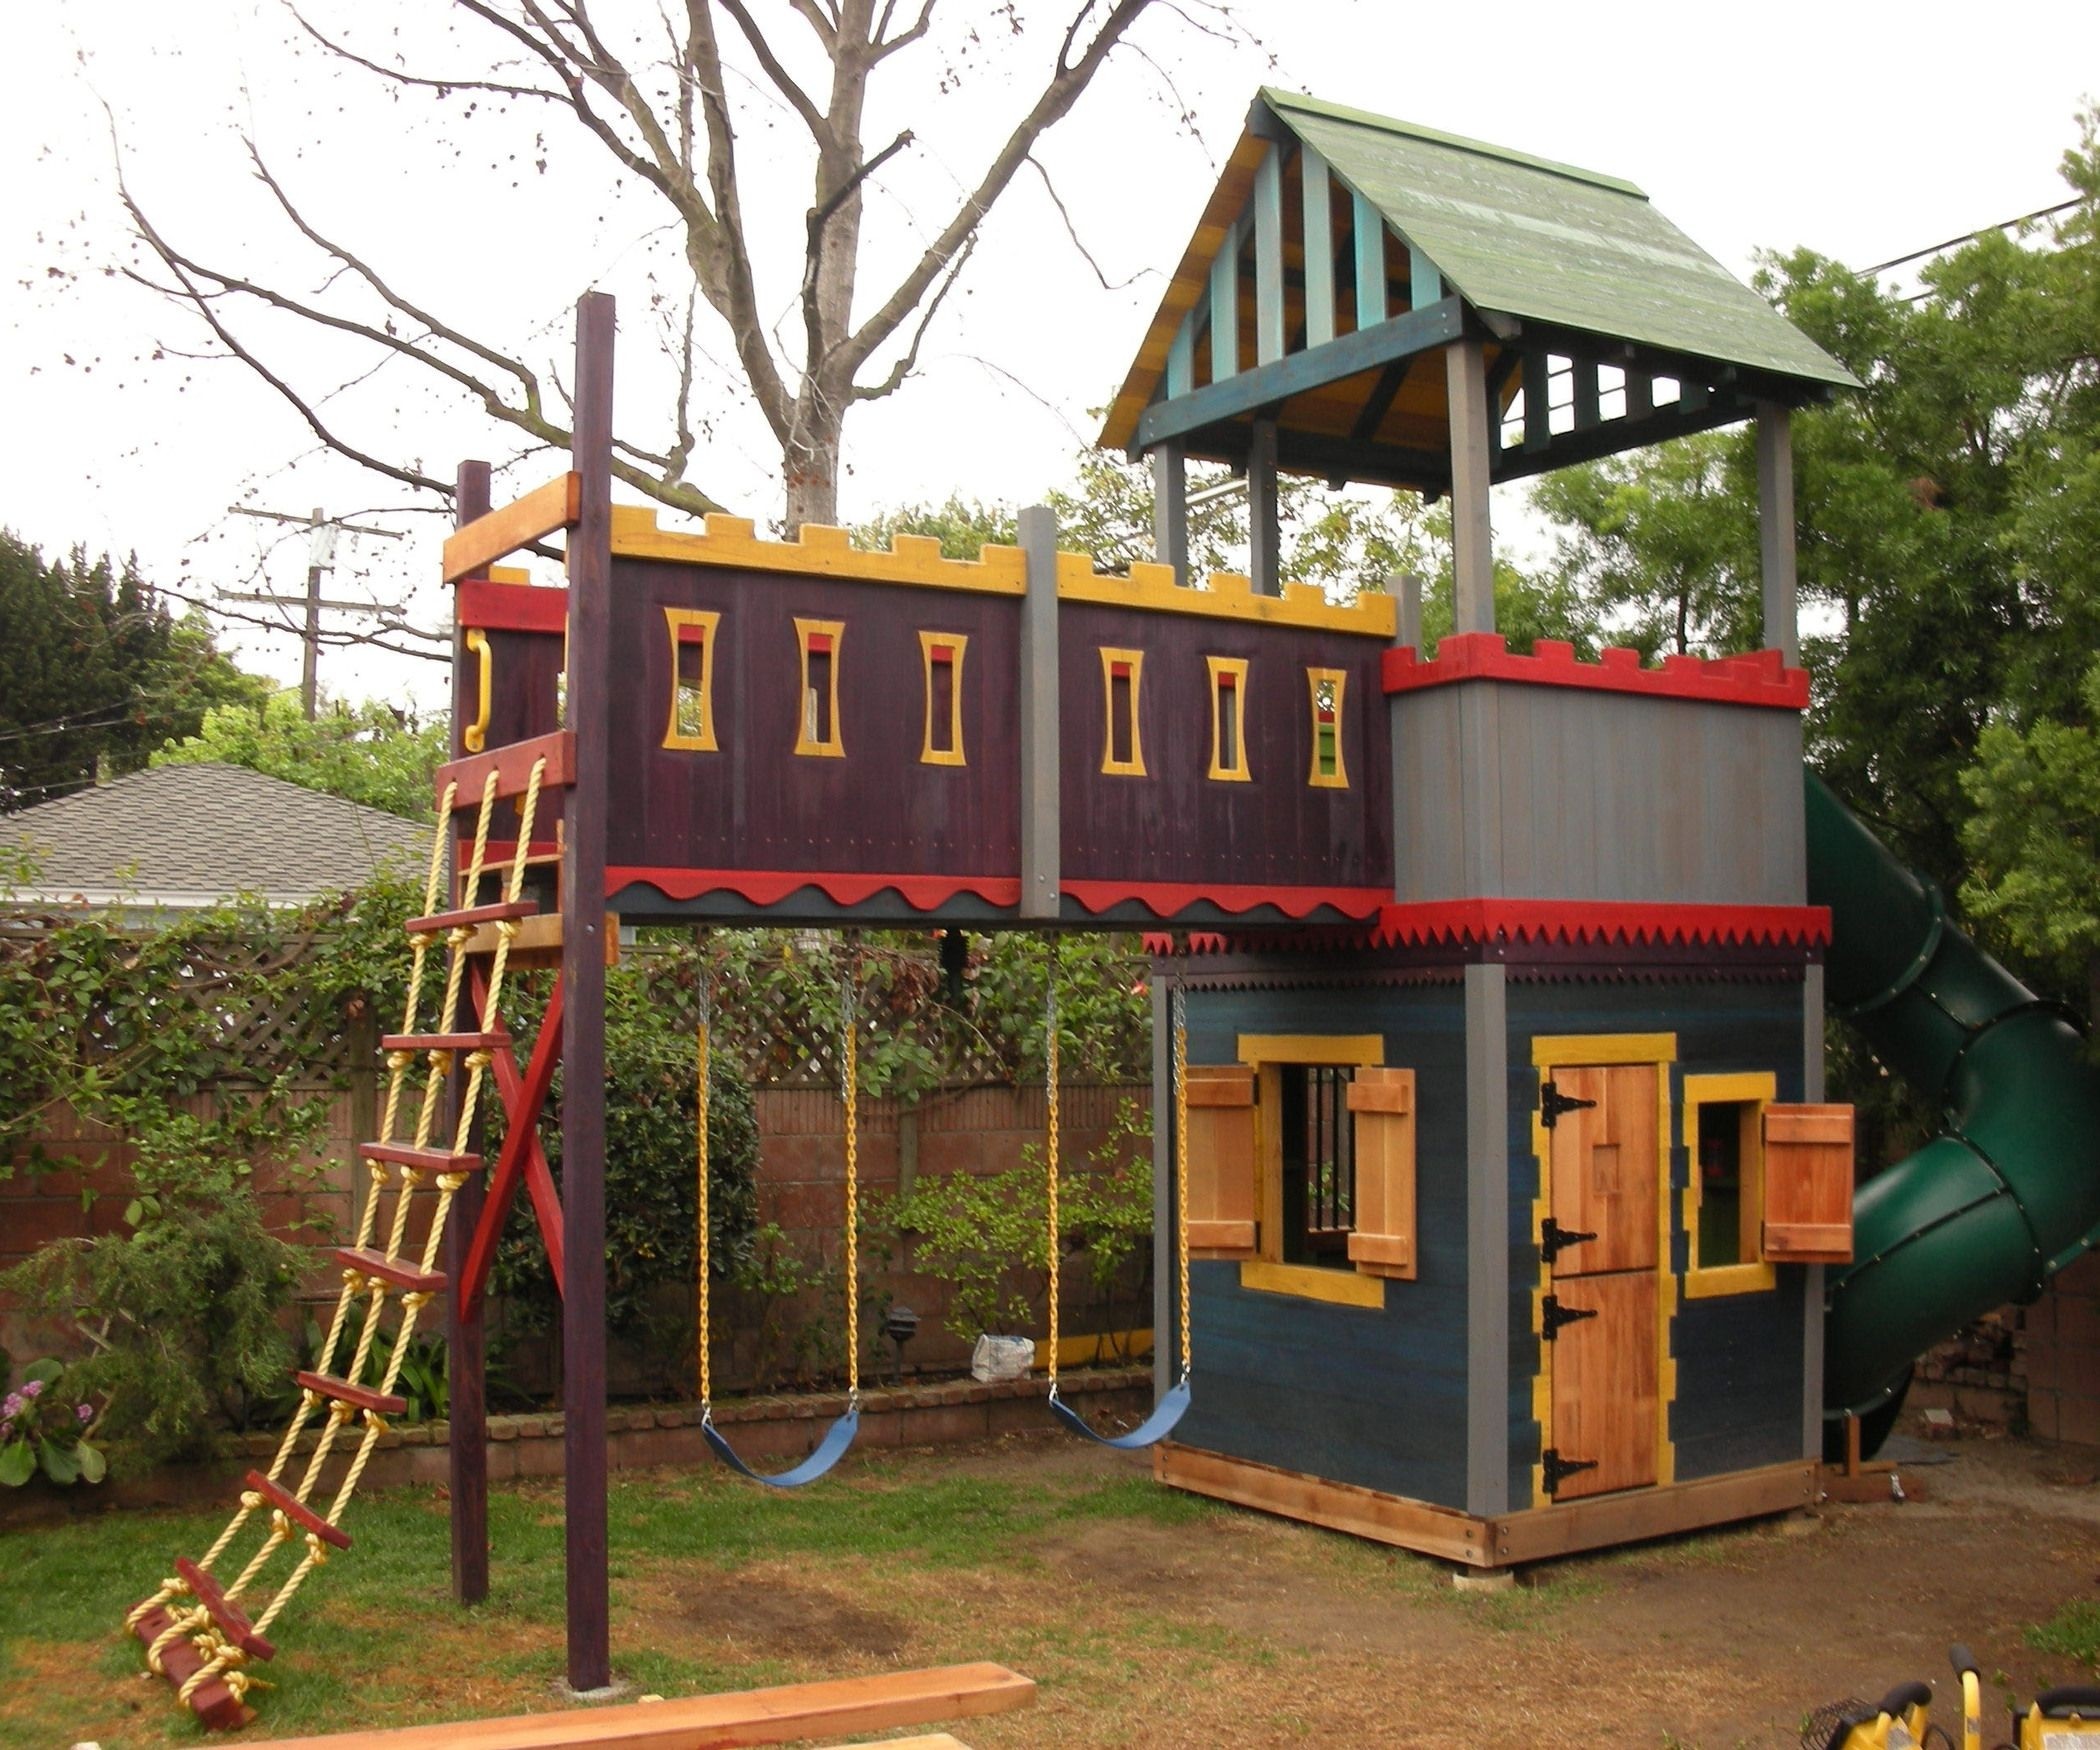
1682, 1071, 1778, 1298
663, 607, 721, 752
1207, 656, 1251, 782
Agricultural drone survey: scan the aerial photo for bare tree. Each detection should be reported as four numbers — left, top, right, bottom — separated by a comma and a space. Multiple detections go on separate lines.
116, 1, 1224, 531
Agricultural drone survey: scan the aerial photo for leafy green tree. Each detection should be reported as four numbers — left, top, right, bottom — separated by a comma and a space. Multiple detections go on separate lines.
0, 533, 260, 811
154, 693, 448, 821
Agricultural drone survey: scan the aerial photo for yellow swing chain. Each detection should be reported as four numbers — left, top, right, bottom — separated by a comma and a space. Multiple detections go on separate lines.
842, 955, 860, 1406
1173, 978, 1192, 1382
1044, 939, 1062, 1396
695, 957, 713, 1414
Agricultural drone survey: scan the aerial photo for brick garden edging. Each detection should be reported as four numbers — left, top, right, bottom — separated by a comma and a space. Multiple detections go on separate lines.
0, 1366, 1153, 1526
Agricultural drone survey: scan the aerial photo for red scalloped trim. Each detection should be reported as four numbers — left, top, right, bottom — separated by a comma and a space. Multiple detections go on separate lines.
1062, 880, 1388, 921
1370, 899, 1830, 947
457, 580, 568, 634
1152, 900, 1831, 955
607, 866, 1021, 910
1382, 634, 1808, 710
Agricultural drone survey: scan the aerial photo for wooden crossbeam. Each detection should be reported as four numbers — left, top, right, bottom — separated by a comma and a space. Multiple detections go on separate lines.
443, 473, 582, 585
460, 965, 566, 1317
436, 730, 575, 808
259, 1662, 1035, 1749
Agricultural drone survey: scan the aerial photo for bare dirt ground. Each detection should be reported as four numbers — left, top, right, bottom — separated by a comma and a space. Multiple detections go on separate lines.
20, 1418, 2100, 1749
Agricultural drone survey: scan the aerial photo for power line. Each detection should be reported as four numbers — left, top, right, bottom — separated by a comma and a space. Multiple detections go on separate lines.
1857, 197, 2082, 278
223, 504, 407, 718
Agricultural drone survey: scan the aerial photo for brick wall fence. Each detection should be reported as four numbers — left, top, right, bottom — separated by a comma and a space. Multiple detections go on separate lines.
3, 1071, 1152, 1404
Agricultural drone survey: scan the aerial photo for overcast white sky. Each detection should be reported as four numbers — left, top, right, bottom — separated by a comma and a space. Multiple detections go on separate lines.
5, 1, 2096, 715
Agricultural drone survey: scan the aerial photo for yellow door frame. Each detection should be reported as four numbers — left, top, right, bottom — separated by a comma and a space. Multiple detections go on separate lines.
1528, 1031, 1678, 1505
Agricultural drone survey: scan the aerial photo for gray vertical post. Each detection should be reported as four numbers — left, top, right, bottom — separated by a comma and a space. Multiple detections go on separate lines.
1464, 963, 1511, 1517
1017, 505, 1061, 921
1802, 961, 1827, 1458
1758, 404, 1799, 661
1152, 443, 1189, 586
301, 506, 325, 721
1151, 970, 1173, 1402
561, 291, 615, 1695
1248, 418, 1281, 597
446, 459, 491, 1607
1446, 339, 1495, 634
1395, 571, 1423, 651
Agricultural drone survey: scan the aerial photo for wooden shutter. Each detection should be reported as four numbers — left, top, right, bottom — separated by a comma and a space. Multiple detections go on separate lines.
1761, 1103, 1855, 1263
1184, 1065, 1257, 1258
1346, 1067, 1416, 1280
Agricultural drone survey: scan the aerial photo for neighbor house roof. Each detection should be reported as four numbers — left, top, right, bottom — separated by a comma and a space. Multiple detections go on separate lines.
1100, 88, 1858, 489
5, 763, 428, 911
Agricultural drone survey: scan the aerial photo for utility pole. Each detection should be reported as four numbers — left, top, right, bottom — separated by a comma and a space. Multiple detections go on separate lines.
223, 504, 406, 718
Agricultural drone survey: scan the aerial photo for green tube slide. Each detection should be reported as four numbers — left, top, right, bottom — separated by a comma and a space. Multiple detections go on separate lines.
1808, 770, 2100, 1427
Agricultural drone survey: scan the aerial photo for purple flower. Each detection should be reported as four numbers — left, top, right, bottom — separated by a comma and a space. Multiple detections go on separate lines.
1, 1392, 21, 1420
77, 1403, 93, 1424
21, 1380, 43, 1399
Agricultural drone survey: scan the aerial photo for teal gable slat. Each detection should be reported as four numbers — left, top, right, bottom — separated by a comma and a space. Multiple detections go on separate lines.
1254, 145, 1285, 366
1209, 221, 1240, 383
1352, 191, 1387, 328
1301, 144, 1336, 348
1167, 313, 1194, 400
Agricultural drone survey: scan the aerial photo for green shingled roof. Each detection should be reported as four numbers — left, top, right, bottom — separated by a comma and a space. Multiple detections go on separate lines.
1262, 89, 1857, 392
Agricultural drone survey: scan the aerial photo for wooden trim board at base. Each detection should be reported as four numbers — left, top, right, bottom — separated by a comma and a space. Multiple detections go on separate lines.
1156, 1444, 1816, 1569
259, 1662, 1033, 1750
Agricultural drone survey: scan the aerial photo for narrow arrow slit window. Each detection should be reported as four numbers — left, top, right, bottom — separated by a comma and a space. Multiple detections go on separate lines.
920, 631, 967, 766
1100, 647, 1146, 776
1208, 656, 1251, 781
1307, 667, 1348, 788
794, 618, 845, 758
662, 607, 720, 752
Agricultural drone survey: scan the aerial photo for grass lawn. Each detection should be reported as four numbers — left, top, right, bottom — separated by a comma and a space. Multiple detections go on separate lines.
9, 1431, 2100, 1748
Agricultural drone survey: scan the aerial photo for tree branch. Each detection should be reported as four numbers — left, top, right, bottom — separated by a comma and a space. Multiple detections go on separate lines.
851, 229, 973, 400
716, 0, 829, 139
835, 0, 1156, 384
286, 8, 565, 106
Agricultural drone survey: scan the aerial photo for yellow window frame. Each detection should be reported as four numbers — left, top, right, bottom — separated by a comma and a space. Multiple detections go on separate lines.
1100, 646, 1147, 776
1682, 1072, 1779, 1298
793, 616, 845, 758
1207, 655, 1252, 782
1307, 667, 1349, 788
1232, 1032, 1387, 1310
662, 607, 721, 752
919, 630, 968, 767
1526, 1031, 1678, 1503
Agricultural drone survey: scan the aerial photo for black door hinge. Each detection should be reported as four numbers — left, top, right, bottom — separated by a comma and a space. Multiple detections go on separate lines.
1540, 1217, 1598, 1266
1542, 1447, 1598, 1497
1540, 1294, 1598, 1341
1540, 1079, 1598, 1130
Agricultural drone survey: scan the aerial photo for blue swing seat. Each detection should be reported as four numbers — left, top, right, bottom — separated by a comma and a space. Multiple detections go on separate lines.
1047, 1375, 1191, 1451
702, 1405, 860, 1489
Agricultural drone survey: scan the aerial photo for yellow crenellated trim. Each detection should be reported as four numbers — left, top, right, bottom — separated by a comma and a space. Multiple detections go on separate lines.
1240, 1259, 1387, 1309
1528, 1031, 1678, 1504
662, 607, 721, 752
1682, 1072, 1779, 1299
1530, 1032, 1677, 1068
1207, 655, 1252, 782
1056, 551, 1397, 638
611, 506, 1026, 594
1307, 668, 1350, 789
1236, 1033, 1384, 1066
1100, 647, 1147, 777
793, 617, 845, 759
487, 564, 530, 585
918, 631, 968, 767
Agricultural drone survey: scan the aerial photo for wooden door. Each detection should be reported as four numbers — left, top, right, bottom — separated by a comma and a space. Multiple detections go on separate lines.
1545, 1060, 1661, 1500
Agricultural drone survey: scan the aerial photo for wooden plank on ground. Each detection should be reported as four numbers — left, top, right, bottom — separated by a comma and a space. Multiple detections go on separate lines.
1155, 1443, 1490, 1566
443, 473, 582, 584
1487, 1460, 1816, 1566
262, 1662, 1034, 1750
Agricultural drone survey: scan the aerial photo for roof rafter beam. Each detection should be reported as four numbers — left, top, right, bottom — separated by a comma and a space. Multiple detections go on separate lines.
1487, 389, 1753, 485
1134, 295, 1465, 454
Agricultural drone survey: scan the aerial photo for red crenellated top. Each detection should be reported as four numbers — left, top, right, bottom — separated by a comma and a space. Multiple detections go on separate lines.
1382, 633, 1808, 710
1146, 899, 1832, 958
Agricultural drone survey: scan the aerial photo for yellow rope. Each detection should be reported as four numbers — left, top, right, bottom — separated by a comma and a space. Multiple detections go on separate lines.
696, 961, 713, 1409
1173, 981, 1192, 1380
843, 960, 860, 1403
1044, 940, 1061, 1392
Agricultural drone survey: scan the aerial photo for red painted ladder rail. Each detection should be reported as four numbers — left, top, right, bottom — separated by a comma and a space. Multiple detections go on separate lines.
123, 749, 559, 1730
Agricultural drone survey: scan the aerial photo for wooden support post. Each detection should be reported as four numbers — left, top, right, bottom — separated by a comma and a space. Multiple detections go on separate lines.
1017, 505, 1061, 921
1802, 961, 1828, 1458
1758, 402, 1799, 661
1151, 969, 1173, 1403
1463, 964, 1511, 1516
1152, 442, 1188, 586
447, 458, 492, 1608
1446, 339, 1495, 634
560, 292, 615, 1695
1253, 144, 1284, 366
1395, 571, 1423, 651
1248, 417, 1281, 598
1300, 145, 1335, 349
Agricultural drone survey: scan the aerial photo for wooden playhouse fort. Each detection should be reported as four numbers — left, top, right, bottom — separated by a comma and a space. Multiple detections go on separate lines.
132, 85, 2100, 1738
